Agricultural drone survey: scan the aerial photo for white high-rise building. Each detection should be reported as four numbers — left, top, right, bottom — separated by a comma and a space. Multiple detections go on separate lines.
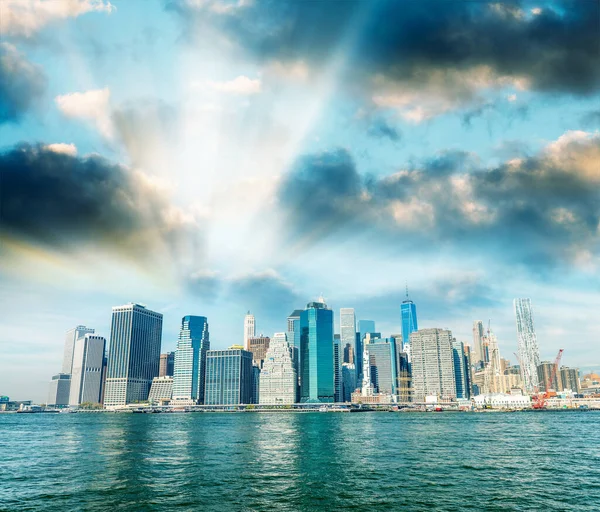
62, 326, 95, 375
411, 328, 456, 402
514, 298, 541, 393
69, 334, 106, 406
259, 332, 296, 405
244, 312, 255, 351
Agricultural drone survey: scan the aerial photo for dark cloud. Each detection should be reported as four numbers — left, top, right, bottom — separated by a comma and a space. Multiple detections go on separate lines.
580, 109, 600, 128
367, 117, 401, 143
168, 0, 600, 100
0, 143, 201, 263
0, 43, 46, 124
276, 134, 600, 269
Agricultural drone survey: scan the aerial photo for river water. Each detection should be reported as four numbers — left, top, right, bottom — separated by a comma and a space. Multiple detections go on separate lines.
1, 411, 599, 511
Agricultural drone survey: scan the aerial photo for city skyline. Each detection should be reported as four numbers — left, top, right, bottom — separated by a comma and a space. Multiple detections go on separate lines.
1, 0, 599, 402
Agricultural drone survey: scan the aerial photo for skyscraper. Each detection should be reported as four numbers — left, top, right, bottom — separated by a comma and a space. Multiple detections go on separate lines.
341, 363, 356, 402
47, 373, 71, 406
172, 316, 210, 404
366, 338, 397, 396
452, 340, 469, 399
333, 334, 342, 402
411, 328, 457, 402
62, 326, 95, 375
248, 335, 270, 367
356, 320, 376, 381
514, 298, 541, 392
559, 367, 580, 393
159, 352, 175, 377
204, 349, 253, 405
300, 297, 334, 403
472, 321, 485, 368
69, 334, 106, 406
401, 290, 418, 351
259, 333, 296, 405
244, 312, 255, 351
103, 303, 163, 407
340, 307, 356, 367
537, 361, 562, 393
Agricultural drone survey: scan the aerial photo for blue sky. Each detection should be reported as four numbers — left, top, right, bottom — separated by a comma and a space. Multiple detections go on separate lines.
1, 0, 599, 402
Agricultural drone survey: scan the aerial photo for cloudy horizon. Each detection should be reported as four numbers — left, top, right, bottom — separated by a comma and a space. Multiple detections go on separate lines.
1, 0, 599, 402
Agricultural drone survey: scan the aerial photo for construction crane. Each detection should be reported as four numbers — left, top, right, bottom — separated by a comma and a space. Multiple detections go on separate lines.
532, 349, 564, 409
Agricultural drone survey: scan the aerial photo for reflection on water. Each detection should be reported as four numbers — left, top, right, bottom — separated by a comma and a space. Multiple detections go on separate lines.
0, 412, 599, 511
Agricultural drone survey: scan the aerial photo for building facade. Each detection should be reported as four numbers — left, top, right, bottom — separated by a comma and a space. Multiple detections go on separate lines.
340, 308, 357, 368
559, 367, 581, 393
243, 312, 255, 351
159, 352, 175, 377
401, 296, 418, 352
333, 335, 342, 402
62, 326, 95, 375
514, 298, 541, 393
248, 336, 270, 367
172, 316, 210, 404
411, 328, 457, 402
69, 334, 106, 406
48, 373, 71, 406
104, 303, 163, 407
537, 361, 561, 392
205, 349, 253, 405
259, 333, 297, 405
342, 363, 356, 402
300, 298, 334, 403
366, 338, 397, 396
472, 321, 485, 369
452, 340, 469, 399
148, 376, 173, 402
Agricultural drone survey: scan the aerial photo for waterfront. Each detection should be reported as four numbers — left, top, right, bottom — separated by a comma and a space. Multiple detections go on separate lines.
1, 413, 599, 511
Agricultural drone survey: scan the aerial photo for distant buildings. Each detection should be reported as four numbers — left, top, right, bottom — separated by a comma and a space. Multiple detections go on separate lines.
205, 349, 253, 405
259, 333, 296, 405
411, 328, 456, 402
159, 352, 175, 377
365, 338, 397, 396
172, 316, 210, 404
559, 367, 580, 393
537, 361, 561, 392
341, 363, 356, 402
340, 307, 357, 367
300, 298, 334, 403
514, 298, 541, 393
63, 326, 95, 375
248, 335, 270, 367
148, 376, 173, 403
104, 303, 163, 407
69, 334, 106, 406
48, 373, 71, 406
452, 340, 469, 399
401, 292, 418, 352
244, 312, 255, 351
472, 321, 485, 369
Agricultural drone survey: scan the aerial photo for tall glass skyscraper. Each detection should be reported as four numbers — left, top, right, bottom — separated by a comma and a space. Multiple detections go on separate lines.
204, 349, 253, 405
365, 338, 397, 396
401, 293, 418, 351
172, 315, 210, 404
514, 298, 541, 392
104, 303, 163, 407
452, 340, 469, 399
300, 298, 334, 403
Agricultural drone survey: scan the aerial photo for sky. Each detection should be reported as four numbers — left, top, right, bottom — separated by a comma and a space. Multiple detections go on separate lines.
1, 0, 599, 402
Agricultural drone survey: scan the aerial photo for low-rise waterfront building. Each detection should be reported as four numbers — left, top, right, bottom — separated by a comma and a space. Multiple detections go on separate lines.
48, 373, 71, 406
473, 393, 531, 409
148, 376, 173, 403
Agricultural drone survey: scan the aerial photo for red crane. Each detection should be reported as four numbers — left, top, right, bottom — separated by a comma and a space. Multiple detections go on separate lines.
532, 349, 564, 409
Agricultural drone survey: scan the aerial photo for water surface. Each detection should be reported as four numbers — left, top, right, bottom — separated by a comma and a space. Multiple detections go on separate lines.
1, 412, 599, 511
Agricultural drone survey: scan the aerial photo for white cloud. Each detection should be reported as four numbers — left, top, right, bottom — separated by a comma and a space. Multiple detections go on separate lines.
507, 93, 517, 102
0, 0, 114, 38
55, 88, 113, 138
44, 143, 77, 156
198, 75, 262, 95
